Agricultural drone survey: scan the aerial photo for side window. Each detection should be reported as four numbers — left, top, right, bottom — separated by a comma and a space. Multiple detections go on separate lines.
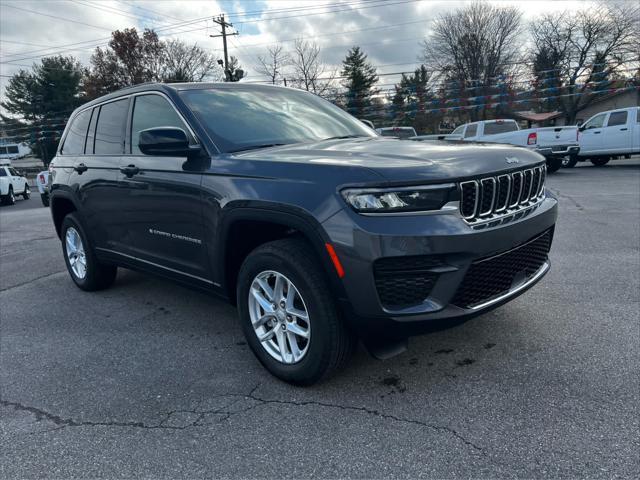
0, 168, 6, 177
95, 98, 129, 155
583, 113, 605, 129
464, 124, 478, 138
85, 107, 98, 154
9, 167, 18, 176
606, 111, 627, 127
131, 95, 190, 154
61, 109, 91, 155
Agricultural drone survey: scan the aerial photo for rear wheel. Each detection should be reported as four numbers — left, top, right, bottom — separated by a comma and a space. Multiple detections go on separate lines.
61, 213, 117, 291
41, 193, 50, 207
237, 238, 355, 385
22, 184, 30, 199
591, 158, 610, 167
563, 155, 579, 168
546, 157, 563, 173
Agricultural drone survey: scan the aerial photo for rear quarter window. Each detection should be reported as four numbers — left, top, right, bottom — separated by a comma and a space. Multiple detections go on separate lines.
62, 109, 92, 155
483, 121, 518, 135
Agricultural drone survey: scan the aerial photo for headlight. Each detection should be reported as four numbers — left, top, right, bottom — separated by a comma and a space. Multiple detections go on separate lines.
342, 185, 454, 213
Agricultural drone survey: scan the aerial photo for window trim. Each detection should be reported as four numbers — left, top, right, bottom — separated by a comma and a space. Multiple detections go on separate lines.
128, 92, 198, 155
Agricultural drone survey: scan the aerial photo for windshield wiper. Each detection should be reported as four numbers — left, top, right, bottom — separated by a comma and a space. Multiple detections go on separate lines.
321, 134, 368, 141
229, 143, 288, 153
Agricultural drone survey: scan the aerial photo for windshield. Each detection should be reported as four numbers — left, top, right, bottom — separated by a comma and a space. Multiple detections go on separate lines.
379, 127, 416, 138
179, 85, 375, 153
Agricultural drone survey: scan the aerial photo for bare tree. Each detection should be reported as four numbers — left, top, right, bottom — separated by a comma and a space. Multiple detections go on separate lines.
289, 39, 335, 95
421, 2, 523, 119
530, 1, 639, 123
255, 44, 290, 85
162, 39, 222, 82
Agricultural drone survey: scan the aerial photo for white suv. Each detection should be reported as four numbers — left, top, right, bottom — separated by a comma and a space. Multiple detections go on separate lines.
0, 165, 30, 205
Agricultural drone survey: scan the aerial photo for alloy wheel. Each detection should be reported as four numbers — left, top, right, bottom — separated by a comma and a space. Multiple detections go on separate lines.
248, 270, 311, 364
65, 227, 87, 279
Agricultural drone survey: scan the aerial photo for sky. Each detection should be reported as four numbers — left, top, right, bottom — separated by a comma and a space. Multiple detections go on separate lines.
0, 0, 596, 107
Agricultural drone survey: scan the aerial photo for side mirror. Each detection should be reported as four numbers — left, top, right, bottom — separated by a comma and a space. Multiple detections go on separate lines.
138, 127, 200, 157
360, 119, 375, 129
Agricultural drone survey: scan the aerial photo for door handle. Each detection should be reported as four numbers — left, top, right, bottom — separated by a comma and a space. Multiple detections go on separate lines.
593, 131, 601, 134
620, 128, 628, 131
73, 163, 88, 174
120, 165, 139, 177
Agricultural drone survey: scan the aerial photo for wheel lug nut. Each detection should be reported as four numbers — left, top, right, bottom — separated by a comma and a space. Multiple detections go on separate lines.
281, 324, 286, 330
287, 315, 292, 321
279, 301, 285, 308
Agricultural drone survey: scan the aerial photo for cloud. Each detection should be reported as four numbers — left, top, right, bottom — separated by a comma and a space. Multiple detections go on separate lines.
0, 0, 593, 106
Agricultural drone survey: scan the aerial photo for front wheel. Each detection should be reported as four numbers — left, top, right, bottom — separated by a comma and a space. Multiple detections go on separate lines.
22, 184, 30, 199
5, 186, 15, 205
61, 213, 117, 291
591, 158, 610, 167
546, 157, 563, 173
237, 238, 355, 385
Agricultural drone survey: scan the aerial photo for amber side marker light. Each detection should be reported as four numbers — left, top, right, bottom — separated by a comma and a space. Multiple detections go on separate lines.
325, 243, 345, 278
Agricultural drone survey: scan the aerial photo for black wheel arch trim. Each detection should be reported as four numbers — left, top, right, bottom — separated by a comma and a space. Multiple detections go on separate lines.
215, 202, 349, 304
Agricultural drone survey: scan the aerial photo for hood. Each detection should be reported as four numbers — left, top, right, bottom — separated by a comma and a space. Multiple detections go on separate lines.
234, 137, 545, 184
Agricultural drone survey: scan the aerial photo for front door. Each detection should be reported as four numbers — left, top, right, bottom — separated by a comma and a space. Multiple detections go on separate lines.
115, 93, 210, 282
579, 112, 607, 155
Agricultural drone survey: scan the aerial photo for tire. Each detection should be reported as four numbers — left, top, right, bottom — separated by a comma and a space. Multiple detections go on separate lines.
61, 213, 117, 291
22, 184, 30, 199
237, 238, 355, 385
563, 155, 579, 168
41, 193, 50, 207
546, 157, 563, 173
5, 186, 15, 205
591, 158, 610, 167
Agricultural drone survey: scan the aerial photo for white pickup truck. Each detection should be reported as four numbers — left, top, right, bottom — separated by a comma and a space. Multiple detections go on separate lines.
412, 119, 579, 172
565, 107, 640, 167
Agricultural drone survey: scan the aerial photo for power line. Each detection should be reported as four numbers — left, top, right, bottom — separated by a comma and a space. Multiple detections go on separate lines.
0, 3, 116, 32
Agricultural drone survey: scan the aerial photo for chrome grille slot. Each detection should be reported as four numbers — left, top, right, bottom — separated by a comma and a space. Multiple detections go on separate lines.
458, 165, 547, 228
496, 175, 510, 212
460, 181, 478, 219
521, 170, 533, 204
479, 178, 496, 216
509, 172, 523, 208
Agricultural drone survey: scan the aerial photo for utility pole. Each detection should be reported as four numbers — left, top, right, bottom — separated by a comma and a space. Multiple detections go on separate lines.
210, 14, 243, 82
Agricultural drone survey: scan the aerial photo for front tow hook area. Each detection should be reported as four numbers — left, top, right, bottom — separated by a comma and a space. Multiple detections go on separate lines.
363, 337, 409, 360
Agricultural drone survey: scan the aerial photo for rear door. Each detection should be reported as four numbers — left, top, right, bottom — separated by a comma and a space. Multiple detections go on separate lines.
8, 167, 26, 193
602, 110, 632, 154
579, 112, 607, 155
115, 92, 209, 282
64, 99, 128, 250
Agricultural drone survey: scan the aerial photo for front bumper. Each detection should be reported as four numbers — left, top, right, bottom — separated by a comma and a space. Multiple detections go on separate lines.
323, 195, 558, 338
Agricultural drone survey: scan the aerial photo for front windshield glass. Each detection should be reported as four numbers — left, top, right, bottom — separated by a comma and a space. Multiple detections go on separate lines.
179, 85, 375, 153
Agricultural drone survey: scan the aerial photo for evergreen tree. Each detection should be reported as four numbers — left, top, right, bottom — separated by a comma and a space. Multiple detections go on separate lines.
341, 47, 378, 118
1, 56, 85, 165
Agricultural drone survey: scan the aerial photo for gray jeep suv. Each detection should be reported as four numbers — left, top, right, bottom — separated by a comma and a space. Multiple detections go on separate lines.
49, 83, 557, 385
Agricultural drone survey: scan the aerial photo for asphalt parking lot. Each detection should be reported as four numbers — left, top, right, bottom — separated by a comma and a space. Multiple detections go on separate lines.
1, 160, 639, 478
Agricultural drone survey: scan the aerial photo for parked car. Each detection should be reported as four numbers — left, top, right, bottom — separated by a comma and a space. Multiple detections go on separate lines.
412, 119, 579, 173
565, 107, 640, 167
375, 126, 417, 138
49, 83, 557, 385
0, 164, 30, 205
36, 170, 50, 206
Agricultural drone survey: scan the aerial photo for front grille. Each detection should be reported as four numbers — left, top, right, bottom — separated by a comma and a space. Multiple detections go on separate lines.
460, 165, 546, 226
374, 256, 441, 309
451, 229, 552, 309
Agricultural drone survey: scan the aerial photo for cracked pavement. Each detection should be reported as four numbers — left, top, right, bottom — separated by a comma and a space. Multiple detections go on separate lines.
1, 161, 639, 478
